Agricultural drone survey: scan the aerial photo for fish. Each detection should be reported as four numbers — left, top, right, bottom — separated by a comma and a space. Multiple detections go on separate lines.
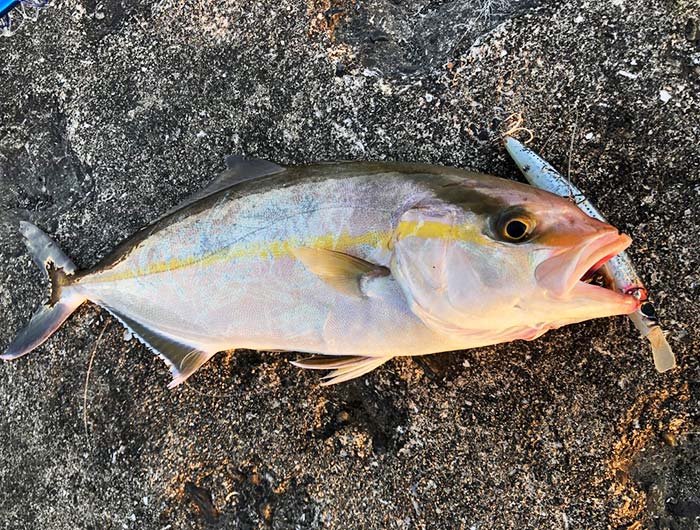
1, 157, 641, 387
504, 136, 676, 373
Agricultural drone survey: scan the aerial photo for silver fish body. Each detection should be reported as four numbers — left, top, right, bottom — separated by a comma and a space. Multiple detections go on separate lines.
79, 164, 484, 357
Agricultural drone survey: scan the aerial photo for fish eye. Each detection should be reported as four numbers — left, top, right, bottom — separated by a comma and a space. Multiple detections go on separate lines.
504, 218, 529, 241
493, 209, 535, 243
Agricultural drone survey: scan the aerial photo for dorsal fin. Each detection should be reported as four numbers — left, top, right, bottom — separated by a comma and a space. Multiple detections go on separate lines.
223, 154, 284, 178
205, 155, 285, 195
164, 156, 285, 216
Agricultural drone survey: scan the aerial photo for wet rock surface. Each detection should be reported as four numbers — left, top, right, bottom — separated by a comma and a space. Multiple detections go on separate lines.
0, 0, 698, 528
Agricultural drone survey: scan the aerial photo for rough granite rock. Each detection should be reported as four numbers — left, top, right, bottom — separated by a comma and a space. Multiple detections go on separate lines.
0, 0, 698, 529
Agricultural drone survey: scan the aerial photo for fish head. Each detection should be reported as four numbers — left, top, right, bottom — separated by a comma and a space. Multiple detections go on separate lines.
390, 176, 640, 342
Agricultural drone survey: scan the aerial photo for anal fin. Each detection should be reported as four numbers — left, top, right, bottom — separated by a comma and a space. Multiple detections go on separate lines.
291, 355, 391, 385
105, 307, 215, 389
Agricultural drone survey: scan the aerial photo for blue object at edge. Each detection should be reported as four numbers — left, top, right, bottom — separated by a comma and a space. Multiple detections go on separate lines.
0, 0, 20, 18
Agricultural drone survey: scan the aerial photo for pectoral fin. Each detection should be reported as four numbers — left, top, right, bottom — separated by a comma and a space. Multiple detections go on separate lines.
292, 247, 389, 297
105, 307, 216, 388
291, 355, 392, 385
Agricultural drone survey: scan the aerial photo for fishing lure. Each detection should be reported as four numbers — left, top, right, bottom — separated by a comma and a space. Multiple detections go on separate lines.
504, 136, 676, 373
0, 0, 47, 34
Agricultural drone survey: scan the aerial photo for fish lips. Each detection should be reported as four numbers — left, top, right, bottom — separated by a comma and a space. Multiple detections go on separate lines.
536, 230, 639, 313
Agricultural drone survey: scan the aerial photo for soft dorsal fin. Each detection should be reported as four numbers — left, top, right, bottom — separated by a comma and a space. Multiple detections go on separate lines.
105, 306, 216, 388
205, 155, 284, 195
164, 156, 285, 216
223, 154, 284, 177
291, 247, 389, 297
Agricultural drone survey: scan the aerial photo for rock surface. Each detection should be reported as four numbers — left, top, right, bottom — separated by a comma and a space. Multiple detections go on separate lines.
0, 0, 698, 528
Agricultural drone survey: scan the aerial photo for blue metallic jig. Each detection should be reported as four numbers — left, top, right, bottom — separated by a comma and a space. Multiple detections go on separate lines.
1, 0, 47, 32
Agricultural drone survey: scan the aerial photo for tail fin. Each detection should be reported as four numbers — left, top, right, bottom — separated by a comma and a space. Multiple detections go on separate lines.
1, 222, 84, 360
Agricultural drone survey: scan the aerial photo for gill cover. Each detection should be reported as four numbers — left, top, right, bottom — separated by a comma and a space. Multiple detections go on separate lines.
390, 201, 495, 338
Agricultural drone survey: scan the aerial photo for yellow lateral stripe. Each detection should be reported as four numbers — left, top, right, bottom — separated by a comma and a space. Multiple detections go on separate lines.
91, 229, 389, 283
395, 220, 486, 245
91, 220, 483, 283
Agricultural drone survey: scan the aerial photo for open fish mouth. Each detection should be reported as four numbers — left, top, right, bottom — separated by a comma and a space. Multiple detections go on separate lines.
537, 229, 638, 311
574, 232, 630, 286
580, 255, 615, 283
563, 231, 640, 312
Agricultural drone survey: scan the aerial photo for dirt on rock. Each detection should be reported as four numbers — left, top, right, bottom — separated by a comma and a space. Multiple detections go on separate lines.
0, 0, 698, 529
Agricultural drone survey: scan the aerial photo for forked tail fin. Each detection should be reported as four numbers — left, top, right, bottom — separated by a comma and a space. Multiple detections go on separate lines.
1, 222, 85, 360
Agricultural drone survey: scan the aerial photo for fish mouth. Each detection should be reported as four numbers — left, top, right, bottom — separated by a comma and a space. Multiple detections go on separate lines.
570, 231, 631, 289
566, 231, 640, 313
537, 230, 639, 312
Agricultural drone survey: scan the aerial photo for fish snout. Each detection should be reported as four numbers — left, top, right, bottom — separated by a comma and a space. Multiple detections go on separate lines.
581, 214, 624, 238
